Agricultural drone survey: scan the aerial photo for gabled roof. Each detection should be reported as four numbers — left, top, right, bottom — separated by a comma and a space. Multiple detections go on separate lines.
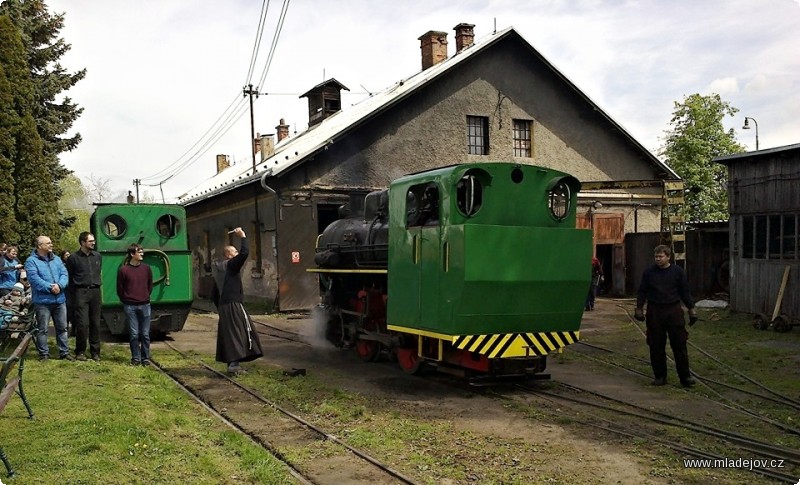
299, 78, 350, 98
180, 26, 676, 205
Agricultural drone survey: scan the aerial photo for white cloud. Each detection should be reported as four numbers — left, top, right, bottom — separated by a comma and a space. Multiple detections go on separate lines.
708, 77, 740, 96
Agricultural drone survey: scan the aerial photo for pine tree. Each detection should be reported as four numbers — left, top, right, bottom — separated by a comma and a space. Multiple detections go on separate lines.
0, 14, 31, 246
0, 0, 85, 158
0, 1, 85, 248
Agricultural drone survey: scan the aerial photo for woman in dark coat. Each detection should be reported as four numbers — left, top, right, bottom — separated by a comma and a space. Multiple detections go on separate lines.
212, 227, 263, 374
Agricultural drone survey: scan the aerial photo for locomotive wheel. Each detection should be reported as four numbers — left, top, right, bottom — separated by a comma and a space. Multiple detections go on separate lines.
773, 315, 791, 333
753, 313, 770, 330
396, 347, 424, 375
355, 338, 381, 362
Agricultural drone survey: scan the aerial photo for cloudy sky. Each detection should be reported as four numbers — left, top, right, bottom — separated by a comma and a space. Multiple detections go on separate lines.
46, 0, 800, 202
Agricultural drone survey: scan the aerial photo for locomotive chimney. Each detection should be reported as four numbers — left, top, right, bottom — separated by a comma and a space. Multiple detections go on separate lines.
418, 30, 448, 70
276, 118, 290, 142
215, 154, 230, 174
453, 23, 475, 53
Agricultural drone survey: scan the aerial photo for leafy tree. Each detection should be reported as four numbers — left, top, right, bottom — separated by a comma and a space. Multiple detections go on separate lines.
58, 172, 90, 252
659, 93, 746, 222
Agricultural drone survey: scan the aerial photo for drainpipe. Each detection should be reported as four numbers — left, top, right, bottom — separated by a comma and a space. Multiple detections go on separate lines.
260, 173, 281, 309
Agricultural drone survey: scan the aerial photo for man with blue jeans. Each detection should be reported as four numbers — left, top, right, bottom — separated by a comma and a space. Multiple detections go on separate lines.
116, 243, 153, 365
24, 235, 74, 361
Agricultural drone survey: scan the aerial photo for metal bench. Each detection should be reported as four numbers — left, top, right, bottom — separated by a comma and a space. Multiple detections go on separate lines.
0, 331, 35, 477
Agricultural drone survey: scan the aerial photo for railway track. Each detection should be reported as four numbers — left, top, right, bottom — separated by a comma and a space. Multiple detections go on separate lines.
575, 308, 800, 434
149, 340, 420, 485
512, 381, 799, 483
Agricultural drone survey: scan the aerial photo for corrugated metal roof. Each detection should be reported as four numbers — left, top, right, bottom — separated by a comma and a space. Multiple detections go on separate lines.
180, 26, 676, 205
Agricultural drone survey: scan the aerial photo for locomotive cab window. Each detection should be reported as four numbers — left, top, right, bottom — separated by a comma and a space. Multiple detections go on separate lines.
547, 177, 572, 222
406, 183, 440, 228
456, 170, 486, 217
157, 214, 181, 238
102, 214, 127, 239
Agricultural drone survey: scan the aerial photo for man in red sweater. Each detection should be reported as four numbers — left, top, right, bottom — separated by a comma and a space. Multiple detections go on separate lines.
116, 243, 153, 366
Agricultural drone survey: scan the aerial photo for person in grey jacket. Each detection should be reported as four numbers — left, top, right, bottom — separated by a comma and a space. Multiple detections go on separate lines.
24, 235, 74, 361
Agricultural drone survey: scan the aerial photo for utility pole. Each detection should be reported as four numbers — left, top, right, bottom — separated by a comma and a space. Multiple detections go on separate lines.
243, 84, 263, 274
132, 179, 141, 203
244, 85, 259, 173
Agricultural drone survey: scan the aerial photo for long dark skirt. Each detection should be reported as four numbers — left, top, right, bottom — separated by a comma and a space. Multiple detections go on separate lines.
215, 302, 263, 364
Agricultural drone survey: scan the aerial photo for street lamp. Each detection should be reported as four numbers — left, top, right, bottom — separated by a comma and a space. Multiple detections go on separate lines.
742, 117, 759, 151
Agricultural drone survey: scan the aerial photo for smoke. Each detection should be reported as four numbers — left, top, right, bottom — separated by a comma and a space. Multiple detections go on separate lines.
298, 306, 336, 350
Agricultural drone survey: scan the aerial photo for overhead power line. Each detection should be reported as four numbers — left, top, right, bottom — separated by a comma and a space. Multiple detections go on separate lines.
139, 0, 291, 190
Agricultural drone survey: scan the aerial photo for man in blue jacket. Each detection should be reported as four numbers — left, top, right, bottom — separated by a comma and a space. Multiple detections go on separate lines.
24, 235, 74, 361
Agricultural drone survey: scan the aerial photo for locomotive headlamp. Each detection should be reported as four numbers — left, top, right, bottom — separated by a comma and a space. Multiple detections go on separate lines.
546, 176, 580, 221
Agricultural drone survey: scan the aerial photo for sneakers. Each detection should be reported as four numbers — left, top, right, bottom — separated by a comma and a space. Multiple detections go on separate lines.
91, 354, 101, 362
59, 354, 75, 361
681, 377, 696, 388
652, 377, 667, 386
76, 353, 88, 362
141, 359, 150, 367
130, 359, 141, 366
38, 354, 49, 362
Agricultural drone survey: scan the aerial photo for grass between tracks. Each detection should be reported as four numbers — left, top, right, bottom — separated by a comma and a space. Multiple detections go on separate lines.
1, 341, 295, 485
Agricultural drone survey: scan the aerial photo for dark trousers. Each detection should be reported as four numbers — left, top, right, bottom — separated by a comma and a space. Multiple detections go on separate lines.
645, 302, 690, 381
74, 287, 102, 356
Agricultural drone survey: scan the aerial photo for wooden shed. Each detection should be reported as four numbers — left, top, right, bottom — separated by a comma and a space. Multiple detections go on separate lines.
715, 143, 800, 329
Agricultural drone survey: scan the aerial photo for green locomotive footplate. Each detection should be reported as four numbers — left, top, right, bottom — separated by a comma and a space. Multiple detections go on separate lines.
453, 331, 580, 358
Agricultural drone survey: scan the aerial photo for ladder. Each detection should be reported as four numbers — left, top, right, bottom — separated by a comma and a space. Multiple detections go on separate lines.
661, 180, 687, 269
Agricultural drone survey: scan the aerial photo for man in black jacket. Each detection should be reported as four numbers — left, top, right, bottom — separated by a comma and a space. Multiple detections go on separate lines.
212, 227, 263, 375
635, 245, 697, 387
66, 232, 102, 361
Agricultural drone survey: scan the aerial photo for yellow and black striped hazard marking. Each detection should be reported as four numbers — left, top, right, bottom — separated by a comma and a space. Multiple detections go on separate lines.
452, 331, 580, 358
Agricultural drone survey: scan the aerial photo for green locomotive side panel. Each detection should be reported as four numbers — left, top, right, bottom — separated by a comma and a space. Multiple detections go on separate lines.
99, 251, 193, 307
387, 162, 592, 338
90, 203, 193, 336
445, 225, 592, 334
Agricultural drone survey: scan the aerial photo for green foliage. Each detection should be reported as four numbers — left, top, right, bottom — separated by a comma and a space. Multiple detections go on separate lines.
659, 93, 746, 221
0, 1, 85, 249
0, 0, 85, 156
58, 172, 91, 251
0, 17, 23, 244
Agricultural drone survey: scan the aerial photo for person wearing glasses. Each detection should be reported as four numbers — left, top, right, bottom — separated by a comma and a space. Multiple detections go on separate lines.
65, 232, 103, 361
117, 244, 153, 366
24, 235, 73, 361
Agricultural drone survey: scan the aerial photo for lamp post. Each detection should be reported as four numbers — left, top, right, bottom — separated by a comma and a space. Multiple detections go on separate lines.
742, 117, 759, 151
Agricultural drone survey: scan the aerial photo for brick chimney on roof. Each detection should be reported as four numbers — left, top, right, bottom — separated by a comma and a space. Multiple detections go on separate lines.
454, 23, 475, 53
276, 118, 290, 142
418, 30, 448, 70
216, 154, 230, 174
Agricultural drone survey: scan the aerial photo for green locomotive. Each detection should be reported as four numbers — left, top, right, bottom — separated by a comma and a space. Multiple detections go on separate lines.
91, 203, 193, 337
312, 162, 592, 378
